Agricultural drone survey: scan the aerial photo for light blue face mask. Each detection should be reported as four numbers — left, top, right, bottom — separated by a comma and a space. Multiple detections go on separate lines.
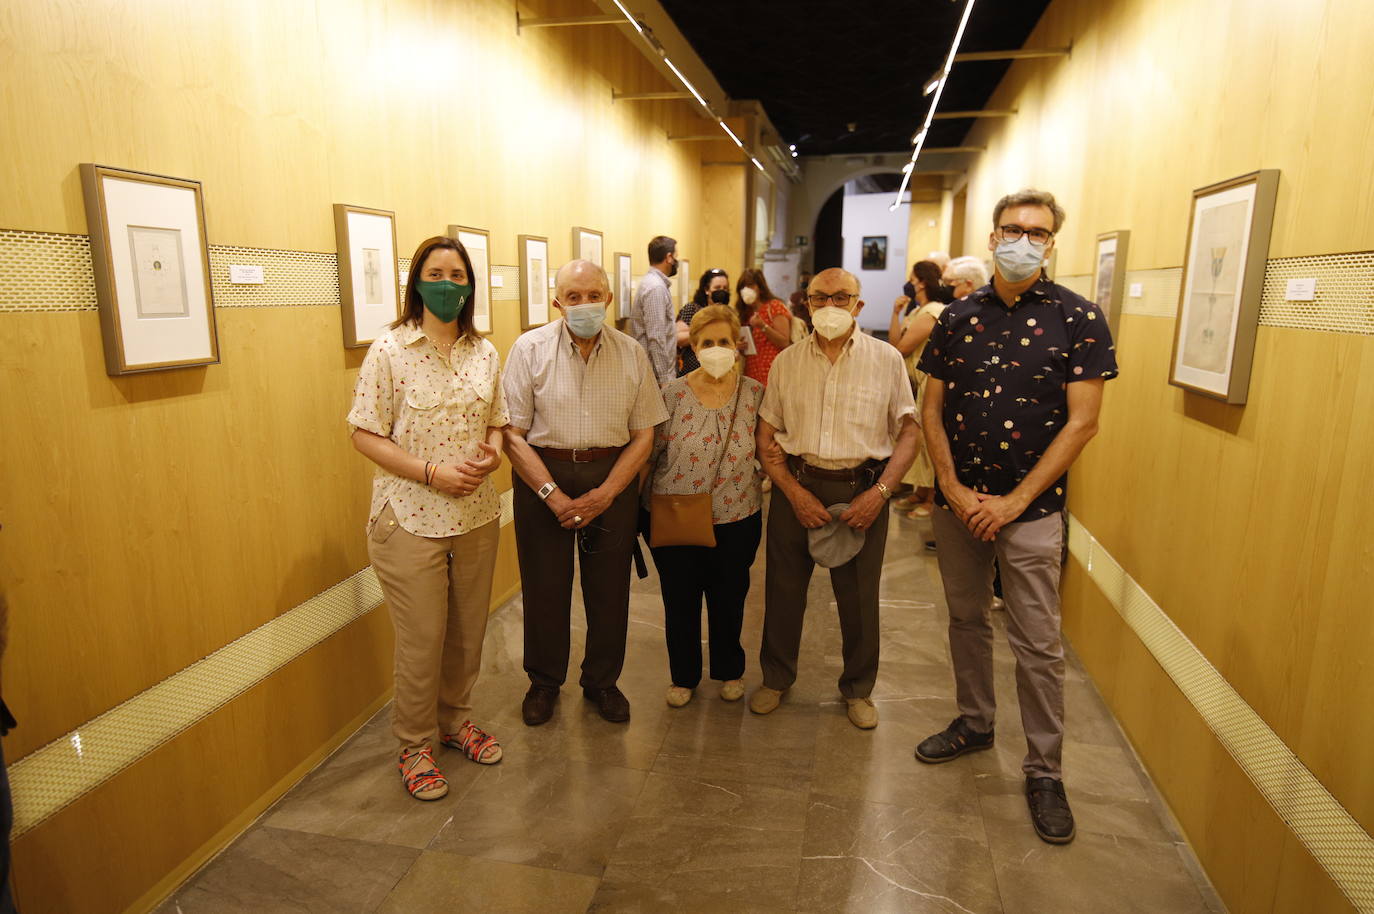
562, 301, 607, 339
994, 235, 1047, 282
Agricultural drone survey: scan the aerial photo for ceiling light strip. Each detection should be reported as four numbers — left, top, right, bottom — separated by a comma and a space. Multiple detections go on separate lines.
607, 2, 772, 177
891, 0, 977, 211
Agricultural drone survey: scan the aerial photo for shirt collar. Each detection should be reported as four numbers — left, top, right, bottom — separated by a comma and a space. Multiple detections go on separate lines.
650, 266, 672, 287
805, 330, 858, 357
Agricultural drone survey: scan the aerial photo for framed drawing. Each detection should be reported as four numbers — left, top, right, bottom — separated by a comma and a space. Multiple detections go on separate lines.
573, 227, 603, 268
1169, 169, 1279, 403
79, 163, 219, 375
1093, 230, 1130, 339
678, 259, 691, 309
614, 251, 632, 325
861, 236, 887, 270
448, 224, 492, 335
334, 204, 400, 349
519, 234, 550, 329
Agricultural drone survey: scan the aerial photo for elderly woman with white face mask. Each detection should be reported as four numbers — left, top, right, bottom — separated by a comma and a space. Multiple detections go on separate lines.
646, 305, 765, 708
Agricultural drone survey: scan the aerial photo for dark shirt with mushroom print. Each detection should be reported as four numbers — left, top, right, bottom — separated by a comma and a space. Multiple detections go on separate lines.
916, 277, 1118, 524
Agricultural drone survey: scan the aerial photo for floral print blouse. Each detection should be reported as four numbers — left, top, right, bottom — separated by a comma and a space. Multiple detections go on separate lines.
347, 324, 509, 537
649, 375, 764, 525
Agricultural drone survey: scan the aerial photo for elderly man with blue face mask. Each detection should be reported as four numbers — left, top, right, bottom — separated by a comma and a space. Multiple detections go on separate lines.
913, 189, 1119, 846
503, 259, 669, 726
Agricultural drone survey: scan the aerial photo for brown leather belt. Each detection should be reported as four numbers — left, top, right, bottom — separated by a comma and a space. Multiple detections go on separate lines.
788, 455, 884, 481
537, 445, 624, 463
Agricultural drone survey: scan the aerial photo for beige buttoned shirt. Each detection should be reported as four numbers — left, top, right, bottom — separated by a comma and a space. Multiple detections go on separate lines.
759, 330, 917, 469
502, 319, 668, 448
347, 324, 509, 537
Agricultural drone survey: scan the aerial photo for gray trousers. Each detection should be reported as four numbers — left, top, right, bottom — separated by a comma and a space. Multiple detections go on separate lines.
932, 507, 1066, 778
760, 474, 891, 699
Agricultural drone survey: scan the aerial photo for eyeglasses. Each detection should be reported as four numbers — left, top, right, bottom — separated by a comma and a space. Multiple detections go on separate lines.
807, 291, 857, 307
996, 224, 1054, 245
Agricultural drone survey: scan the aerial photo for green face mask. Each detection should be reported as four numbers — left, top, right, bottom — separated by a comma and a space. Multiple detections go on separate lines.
416, 280, 472, 323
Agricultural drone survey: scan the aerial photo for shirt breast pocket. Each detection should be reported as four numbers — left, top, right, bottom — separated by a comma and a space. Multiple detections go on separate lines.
849, 385, 885, 428
405, 386, 444, 412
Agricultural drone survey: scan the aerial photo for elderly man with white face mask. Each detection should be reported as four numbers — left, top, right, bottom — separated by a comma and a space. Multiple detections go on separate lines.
750, 268, 919, 730
503, 259, 669, 727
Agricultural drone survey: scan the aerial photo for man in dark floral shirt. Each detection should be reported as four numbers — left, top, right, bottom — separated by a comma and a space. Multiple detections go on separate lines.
913, 189, 1118, 845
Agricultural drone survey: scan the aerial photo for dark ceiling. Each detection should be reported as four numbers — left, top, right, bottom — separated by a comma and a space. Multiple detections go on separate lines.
658, 0, 1052, 156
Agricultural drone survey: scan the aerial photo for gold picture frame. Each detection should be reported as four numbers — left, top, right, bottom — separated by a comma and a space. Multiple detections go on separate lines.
333, 203, 401, 349
447, 224, 493, 336
572, 226, 603, 269
519, 234, 550, 330
1168, 169, 1279, 404
1093, 229, 1130, 341
79, 163, 219, 376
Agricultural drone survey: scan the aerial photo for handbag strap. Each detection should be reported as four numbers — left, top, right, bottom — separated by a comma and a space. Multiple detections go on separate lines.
707, 371, 746, 482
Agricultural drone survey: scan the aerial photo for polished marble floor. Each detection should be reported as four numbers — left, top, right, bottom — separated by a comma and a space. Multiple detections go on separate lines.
158, 502, 1226, 913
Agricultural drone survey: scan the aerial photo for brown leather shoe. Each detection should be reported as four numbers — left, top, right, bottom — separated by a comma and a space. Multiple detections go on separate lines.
582, 686, 630, 723
522, 685, 558, 726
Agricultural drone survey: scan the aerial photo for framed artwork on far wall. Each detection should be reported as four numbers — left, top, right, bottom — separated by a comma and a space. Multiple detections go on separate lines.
334, 203, 401, 349
519, 234, 550, 329
79, 163, 219, 375
614, 251, 632, 326
448, 224, 492, 335
677, 259, 691, 309
1093, 229, 1130, 339
573, 227, 603, 269
861, 236, 887, 271
1168, 169, 1279, 404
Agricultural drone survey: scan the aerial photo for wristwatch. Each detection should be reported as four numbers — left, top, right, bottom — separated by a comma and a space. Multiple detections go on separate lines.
874, 481, 892, 501
537, 481, 558, 501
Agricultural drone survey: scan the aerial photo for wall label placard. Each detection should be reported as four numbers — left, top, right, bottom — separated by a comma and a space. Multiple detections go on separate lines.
1285, 277, 1316, 301
229, 264, 265, 284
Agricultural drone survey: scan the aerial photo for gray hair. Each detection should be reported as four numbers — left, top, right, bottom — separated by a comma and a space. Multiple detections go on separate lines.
992, 188, 1066, 233
554, 259, 611, 297
946, 255, 989, 288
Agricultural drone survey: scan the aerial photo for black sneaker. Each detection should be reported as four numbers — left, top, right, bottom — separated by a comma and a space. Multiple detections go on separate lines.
1026, 776, 1076, 844
914, 717, 994, 763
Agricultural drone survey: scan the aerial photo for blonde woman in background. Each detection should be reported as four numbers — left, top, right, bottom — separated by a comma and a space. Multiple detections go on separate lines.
888, 260, 950, 520
348, 235, 508, 801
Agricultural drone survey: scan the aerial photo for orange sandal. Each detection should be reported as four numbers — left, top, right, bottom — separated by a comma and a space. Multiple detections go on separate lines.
398, 746, 448, 800
441, 720, 503, 765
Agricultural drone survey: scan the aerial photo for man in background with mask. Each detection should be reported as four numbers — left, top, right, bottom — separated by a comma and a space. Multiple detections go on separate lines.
503, 260, 669, 726
913, 189, 1117, 846
628, 235, 680, 386
751, 268, 919, 730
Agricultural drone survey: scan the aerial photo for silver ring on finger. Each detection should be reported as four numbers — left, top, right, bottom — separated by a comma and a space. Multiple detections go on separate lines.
574, 515, 583, 525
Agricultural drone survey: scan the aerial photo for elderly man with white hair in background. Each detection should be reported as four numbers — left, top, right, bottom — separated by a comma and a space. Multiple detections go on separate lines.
503, 259, 668, 726
942, 255, 989, 300
750, 267, 919, 730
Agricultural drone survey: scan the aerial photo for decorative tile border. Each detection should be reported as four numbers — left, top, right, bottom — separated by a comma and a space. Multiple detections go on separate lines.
1068, 514, 1374, 911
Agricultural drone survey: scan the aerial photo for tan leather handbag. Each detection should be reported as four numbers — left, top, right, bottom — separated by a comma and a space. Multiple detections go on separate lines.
649, 377, 743, 548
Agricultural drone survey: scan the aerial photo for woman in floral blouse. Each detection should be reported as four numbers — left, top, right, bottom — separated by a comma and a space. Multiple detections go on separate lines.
347, 235, 507, 801
648, 305, 765, 708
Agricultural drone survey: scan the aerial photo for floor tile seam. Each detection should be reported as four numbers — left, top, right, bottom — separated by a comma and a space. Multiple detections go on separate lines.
369, 846, 428, 914
970, 770, 1013, 914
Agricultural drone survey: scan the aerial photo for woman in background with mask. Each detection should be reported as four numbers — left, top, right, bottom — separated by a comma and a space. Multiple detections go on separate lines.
887, 260, 950, 519
348, 235, 508, 801
676, 268, 730, 376
736, 268, 791, 386
647, 305, 764, 708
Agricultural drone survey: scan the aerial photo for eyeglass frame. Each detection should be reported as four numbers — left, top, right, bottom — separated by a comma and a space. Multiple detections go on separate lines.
806, 290, 859, 308
994, 224, 1055, 246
